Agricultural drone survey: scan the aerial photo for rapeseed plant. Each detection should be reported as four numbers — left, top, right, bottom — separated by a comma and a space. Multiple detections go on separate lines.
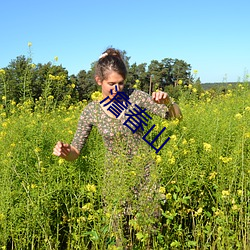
0, 77, 249, 249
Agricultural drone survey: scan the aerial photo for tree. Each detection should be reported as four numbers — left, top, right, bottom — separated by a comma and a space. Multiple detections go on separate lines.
32, 62, 69, 102
77, 67, 98, 101
171, 59, 192, 86
5, 55, 33, 102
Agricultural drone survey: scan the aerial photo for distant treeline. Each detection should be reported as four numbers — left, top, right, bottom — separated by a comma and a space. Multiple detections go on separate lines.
0, 53, 245, 105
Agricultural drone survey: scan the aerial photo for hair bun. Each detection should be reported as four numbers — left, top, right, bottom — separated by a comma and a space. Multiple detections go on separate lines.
99, 52, 108, 59
99, 48, 123, 60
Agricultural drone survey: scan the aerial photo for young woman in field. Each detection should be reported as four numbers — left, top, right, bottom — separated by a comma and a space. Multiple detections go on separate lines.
53, 48, 181, 160
53, 48, 182, 246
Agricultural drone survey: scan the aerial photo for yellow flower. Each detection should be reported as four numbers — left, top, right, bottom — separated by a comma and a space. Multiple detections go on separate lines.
48, 74, 55, 80
171, 119, 179, 126
135, 79, 140, 83
34, 147, 41, 153
188, 84, 192, 89
182, 139, 187, 145
86, 184, 96, 193
195, 207, 203, 216
31, 184, 37, 189
189, 138, 195, 144
159, 186, 166, 194
234, 113, 242, 120
162, 120, 168, 128
0, 213, 5, 221
222, 190, 230, 197
54, 56, 58, 61
208, 171, 217, 180
87, 215, 94, 221
155, 155, 162, 164
71, 83, 76, 89
178, 79, 183, 85
245, 106, 250, 111
219, 156, 232, 163
165, 193, 172, 199
91, 91, 103, 101
0, 69, 6, 75
28, 42, 32, 47
193, 69, 198, 74
168, 156, 175, 165
81, 203, 93, 212
170, 134, 177, 141
237, 189, 243, 196
58, 158, 65, 165
214, 209, 223, 216
192, 88, 197, 93
2, 122, 7, 128
203, 142, 212, 152
130, 171, 136, 176
232, 204, 239, 211
48, 95, 54, 100
2, 96, 6, 100
105, 212, 111, 218
154, 123, 159, 132
245, 132, 250, 138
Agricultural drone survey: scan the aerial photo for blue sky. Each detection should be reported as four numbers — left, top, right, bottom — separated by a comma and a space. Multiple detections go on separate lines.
1, 0, 249, 83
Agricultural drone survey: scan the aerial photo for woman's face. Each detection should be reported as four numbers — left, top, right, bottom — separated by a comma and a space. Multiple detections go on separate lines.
96, 71, 125, 99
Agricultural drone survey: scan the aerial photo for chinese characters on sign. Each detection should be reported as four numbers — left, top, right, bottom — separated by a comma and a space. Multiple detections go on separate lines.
100, 87, 170, 153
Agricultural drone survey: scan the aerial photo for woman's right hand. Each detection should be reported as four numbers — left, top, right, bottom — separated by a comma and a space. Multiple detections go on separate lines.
53, 141, 80, 161
53, 141, 71, 158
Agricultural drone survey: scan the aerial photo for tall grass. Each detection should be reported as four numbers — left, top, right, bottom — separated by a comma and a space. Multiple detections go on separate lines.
0, 83, 249, 249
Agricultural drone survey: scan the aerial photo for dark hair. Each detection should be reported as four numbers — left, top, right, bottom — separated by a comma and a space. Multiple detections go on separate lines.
95, 48, 127, 81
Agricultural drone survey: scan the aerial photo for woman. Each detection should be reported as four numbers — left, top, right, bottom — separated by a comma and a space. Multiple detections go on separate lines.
53, 48, 182, 246
53, 48, 181, 159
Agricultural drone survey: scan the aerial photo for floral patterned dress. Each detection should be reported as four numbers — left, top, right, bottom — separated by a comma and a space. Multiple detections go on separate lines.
72, 88, 171, 233
71, 89, 169, 156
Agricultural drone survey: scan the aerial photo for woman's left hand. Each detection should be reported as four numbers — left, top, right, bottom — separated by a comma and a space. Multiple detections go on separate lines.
152, 91, 171, 104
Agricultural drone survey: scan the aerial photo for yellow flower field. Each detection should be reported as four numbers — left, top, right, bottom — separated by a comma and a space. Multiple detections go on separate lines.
0, 83, 249, 249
